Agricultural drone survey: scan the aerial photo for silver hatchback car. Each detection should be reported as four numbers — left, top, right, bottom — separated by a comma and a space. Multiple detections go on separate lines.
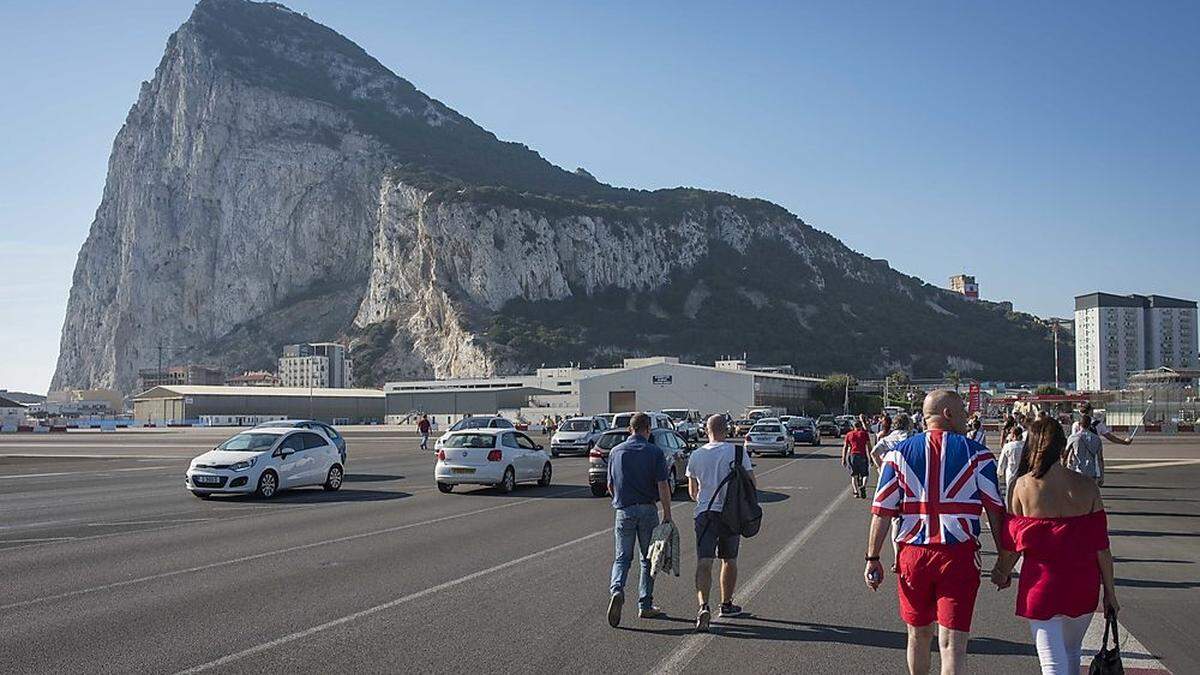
743, 422, 795, 457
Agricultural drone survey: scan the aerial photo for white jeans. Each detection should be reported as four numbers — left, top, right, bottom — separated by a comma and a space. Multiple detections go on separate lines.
1029, 614, 1094, 674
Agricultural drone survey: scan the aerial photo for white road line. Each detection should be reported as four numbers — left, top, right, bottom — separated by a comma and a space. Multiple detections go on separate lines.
0, 466, 171, 480
86, 518, 212, 527
653, 489, 851, 674
173, 527, 613, 674
0, 487, 586, 611
0, 453, 182, 460
1108, 459, 1200, 471
0, 537, 75, 544
1080, 611, 1173, 672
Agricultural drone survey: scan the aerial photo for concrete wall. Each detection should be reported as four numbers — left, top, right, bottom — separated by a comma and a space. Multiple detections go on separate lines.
134, 393, 383, 424
578, 363, 754, 415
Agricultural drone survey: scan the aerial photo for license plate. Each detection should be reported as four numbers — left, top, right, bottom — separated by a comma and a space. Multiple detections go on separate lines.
451, 467, 475, 474
193, 475, 220, 484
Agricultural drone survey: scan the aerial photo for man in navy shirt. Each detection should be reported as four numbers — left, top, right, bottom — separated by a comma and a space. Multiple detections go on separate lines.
606, 412, 673, 627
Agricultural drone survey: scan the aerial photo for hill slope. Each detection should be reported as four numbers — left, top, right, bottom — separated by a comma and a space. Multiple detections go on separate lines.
52, 0, 1064, 393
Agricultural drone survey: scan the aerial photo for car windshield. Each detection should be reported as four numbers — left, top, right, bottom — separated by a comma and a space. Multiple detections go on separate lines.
612, 414, 633, 429
663, 410, 688, 420
451, 418, 491, 431
752, 425, 782, 433
597, 433, 628, 450
443, 433, 497, 448
819, 416, 834, 422
217, 433, 278, 452
792, 417, 813, 425
560, 419, 591, 432
734, 419, 752, 426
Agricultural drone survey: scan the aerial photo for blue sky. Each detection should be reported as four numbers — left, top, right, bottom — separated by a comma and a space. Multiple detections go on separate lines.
2, 1, 1198, 394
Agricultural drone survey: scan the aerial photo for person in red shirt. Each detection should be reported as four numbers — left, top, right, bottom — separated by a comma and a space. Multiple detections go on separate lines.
991, 418, 1118, 674
842, 420, 871, 498
417, 414, 432, 450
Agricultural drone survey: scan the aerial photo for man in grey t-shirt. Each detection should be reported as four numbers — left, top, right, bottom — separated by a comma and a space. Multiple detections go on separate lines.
1066, 414, 1105, 484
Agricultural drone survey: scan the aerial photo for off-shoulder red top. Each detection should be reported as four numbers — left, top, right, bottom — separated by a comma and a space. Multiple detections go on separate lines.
1003, 510, 1110, 620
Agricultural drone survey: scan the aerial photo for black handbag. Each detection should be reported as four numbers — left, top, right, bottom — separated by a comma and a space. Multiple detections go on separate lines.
1089, 610, 1124, 675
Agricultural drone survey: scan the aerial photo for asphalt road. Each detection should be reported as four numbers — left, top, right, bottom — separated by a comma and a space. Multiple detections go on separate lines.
0, 428, 1195, 674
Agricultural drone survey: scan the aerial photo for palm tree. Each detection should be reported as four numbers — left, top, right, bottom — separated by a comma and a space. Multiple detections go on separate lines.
943, 368, 962, 393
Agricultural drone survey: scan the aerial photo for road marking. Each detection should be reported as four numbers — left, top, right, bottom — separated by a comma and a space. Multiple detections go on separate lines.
86, 518, 212, 527
1107, 459, 1200, 471
173, 527, 613, 674
0, 453, 182, 460
653, 488, 852, 674
1080, 612, 1173, 673
0, 537, 75, 544
0, 466, 171, 480
0, 487, 586, 612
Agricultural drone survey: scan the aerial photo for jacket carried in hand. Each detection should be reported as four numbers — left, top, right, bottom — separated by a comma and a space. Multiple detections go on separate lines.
648, 520, 680, 577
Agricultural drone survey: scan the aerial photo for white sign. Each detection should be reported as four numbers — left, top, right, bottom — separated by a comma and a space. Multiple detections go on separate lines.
652, 375, 673, 386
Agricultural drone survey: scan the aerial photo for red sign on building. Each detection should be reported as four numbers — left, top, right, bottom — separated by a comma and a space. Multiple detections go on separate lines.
967, 382, 981, 414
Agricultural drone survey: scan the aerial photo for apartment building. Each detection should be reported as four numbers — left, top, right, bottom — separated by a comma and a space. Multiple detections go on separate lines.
278, 343, 354, 388
1075, 293, 1197, 391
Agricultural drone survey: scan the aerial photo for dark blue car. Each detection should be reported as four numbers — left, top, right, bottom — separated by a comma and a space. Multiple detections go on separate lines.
253, 419, 347, 464
785, 417, 820, 446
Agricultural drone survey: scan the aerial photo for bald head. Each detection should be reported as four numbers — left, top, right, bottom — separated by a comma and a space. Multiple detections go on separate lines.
923, 389, 968, 434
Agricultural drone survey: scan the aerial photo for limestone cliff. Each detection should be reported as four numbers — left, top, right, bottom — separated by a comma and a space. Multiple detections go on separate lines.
52, 0, 1063, 393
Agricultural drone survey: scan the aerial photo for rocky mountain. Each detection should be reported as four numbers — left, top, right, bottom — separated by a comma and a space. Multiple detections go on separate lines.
52, 0, 1066, 394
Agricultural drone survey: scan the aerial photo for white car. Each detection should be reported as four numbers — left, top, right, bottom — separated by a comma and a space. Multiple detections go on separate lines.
186, 427, 343, 498
551, 416, 610, 456
435, 428, 552, 494
433, 415, 515, 451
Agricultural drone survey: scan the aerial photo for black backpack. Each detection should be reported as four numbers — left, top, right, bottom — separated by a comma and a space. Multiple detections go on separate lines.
702, 445, 763, 538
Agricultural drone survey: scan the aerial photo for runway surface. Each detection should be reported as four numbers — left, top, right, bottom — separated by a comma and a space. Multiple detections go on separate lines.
0, 428, 1194, 674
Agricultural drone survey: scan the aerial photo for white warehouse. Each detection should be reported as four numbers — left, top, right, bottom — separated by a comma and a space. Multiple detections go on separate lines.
384, 357, 822, 422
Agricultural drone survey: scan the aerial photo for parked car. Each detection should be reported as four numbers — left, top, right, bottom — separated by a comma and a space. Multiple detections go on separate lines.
254, 419, 347, 464
732, 418, 756, 436
435, 428, 551, 494
186, 427, 343, 499
662, 408, 703, 443
744, 422, 794, 456
610, 411, 675, 432
587, 427, 690, 497
433, 415, 514, 450
817, 415, 841, 438
785, 416, 820, 446
550, 416, 610, 456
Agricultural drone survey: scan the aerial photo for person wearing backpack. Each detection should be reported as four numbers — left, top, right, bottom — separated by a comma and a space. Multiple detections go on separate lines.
687, 414, 756, 632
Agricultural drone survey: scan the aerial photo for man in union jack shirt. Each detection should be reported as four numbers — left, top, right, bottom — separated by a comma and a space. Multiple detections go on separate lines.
863, 390, 1006, 675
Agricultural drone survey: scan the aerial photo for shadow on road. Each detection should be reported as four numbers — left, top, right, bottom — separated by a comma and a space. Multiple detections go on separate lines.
1115, 577, 1200, 589
1104, 496, 1200, 503
442, 484, 595, 499
209, 488, 412, 504
625, 615, 1036, 656
343, 473, 405, 483
756, 490, 790, 504
1106, 510, 1200, 519
1114, 556, 1195, 565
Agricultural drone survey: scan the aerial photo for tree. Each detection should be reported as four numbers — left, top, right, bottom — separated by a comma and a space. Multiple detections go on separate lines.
943, 368, 962, 393
1034, 385, 1066, 396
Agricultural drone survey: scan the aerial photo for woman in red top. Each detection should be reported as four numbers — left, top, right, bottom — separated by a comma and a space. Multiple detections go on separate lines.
991, 418, 1119, 675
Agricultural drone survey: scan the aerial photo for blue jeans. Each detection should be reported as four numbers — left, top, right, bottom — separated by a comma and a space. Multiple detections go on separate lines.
610, 503, 659, 610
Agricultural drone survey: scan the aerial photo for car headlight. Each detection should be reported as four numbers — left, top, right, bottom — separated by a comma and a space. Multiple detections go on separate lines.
230, 457, 257, 472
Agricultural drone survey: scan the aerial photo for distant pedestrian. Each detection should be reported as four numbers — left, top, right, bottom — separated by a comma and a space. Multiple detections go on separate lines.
968, 418, 988, 447
1072, 404, 1133, 447
865, 390, 1006, 675
1065, 414, 1105, 486
687, 414, 755, 631
991, 418, 1118, 674
842, 420, 871, 499
997, 420, 1026, 504
606, 413, 673, 627
417, 414, 431, 450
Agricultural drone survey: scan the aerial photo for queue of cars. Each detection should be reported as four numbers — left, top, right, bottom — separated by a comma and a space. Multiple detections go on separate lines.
184, 405, 833, 501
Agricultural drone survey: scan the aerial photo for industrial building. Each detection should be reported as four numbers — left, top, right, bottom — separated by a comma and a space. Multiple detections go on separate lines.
1075, 293, 1197, 391
132, 386, 384, 425
384, 357, 823, 424
138, 365, 224, 390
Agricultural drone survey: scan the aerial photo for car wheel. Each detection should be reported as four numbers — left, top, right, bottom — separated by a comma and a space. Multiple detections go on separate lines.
590, 483, 608, 497
437, 482, 454, 494
256, 471, 278, 499
551, 449, 559, 458
497, 467, 515, 494
537, 462, 552, 487
323, 464, 343, 491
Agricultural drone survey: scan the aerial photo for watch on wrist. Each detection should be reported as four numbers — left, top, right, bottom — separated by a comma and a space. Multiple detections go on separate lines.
864, 555, 880, 562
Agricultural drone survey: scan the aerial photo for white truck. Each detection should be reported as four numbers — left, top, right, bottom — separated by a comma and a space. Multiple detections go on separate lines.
662, 408, 703, 443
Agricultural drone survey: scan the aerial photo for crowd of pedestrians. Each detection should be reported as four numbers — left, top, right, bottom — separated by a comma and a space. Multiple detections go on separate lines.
595, 392, 1126, 674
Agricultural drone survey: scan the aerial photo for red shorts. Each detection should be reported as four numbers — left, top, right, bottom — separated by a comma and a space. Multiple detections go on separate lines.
896, 543, 980, 632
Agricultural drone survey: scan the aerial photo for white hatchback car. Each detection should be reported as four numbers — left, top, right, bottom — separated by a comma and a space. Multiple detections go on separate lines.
435, 428, 552, 494
186, 427, 343, 499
